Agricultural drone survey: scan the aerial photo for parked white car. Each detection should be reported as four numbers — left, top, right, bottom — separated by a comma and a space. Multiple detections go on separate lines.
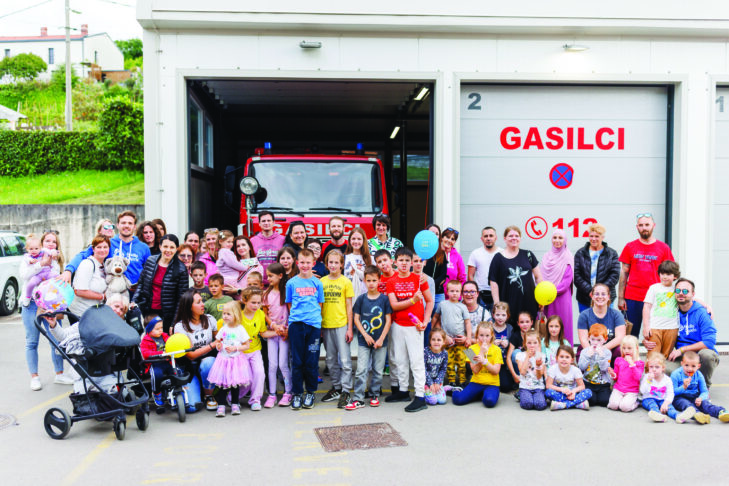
0, 231, 26, 315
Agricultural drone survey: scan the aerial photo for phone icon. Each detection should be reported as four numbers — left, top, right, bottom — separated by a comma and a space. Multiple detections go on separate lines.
530, 220, 543, 237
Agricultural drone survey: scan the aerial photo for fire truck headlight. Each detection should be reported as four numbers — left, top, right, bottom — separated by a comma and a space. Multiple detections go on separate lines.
239, 176, 259, 196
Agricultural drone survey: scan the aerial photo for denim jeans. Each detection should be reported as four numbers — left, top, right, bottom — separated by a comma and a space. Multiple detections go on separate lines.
22, 300, 64, 375
353, 344, 387, 402
545, 388, 593, 408
642, 397, 678, 419
182, 356, 215, 405
626, 299, 644, 337
452, 382, 500, 407
673, 395, 725, 418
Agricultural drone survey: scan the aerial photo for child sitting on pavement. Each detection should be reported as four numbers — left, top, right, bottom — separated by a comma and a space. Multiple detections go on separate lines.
670, 350, 729, 424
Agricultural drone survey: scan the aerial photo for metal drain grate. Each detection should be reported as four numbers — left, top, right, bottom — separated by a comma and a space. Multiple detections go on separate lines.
0, 414, 16, 431
314, 422, 407, 453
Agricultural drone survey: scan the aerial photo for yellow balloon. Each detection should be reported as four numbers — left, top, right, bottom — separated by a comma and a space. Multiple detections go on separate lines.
535, 281, 558, 306
165, 333, 192, 358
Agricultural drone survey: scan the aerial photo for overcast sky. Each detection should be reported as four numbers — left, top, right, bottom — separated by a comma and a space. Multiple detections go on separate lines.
0, 0, 142, 40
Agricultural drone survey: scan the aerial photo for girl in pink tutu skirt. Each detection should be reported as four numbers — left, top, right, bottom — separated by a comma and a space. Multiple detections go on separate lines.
209, 301, 252, 417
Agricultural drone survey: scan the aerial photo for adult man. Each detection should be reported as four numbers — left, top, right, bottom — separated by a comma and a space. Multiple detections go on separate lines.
251, 210, 285, 285
466, 226, 502, 311
665, 278, 720, 386
63, 210, 151, 292
321, 216, 348, 261
618, 213, 674, 337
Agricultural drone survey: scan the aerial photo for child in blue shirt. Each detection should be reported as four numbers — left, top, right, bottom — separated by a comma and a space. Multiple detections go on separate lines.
670, 351, 729, 424
285, 249, 325, 411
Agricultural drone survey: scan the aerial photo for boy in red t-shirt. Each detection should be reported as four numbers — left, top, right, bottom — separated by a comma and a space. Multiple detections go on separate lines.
384, 247, 433, 412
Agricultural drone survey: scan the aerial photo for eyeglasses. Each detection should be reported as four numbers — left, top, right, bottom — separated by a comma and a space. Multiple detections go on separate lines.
102, 224, 116, 230
178, 253, 193, 260
43, 229, 59, 235
462, 290, 477, 294
203, 228, 219, 234
636, 212, 653, 220
676, 288, 691, 295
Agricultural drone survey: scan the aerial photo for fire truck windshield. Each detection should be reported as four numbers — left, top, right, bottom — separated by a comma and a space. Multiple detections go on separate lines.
249, 161, 382, 214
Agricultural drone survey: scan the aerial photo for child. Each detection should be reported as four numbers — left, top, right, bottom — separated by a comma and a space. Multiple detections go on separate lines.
607, 335, 643, 412
541, 315, 570, 369
452, 322, 502, 407
344, 227, 374, 301
546, 345, 592, 410
238, 289, 276, 411
433, 280, 472, 387
670, 350, 729, 424
374, 249, 396, 377
262, 263, 292, 407
208, 301, 252, 417
277, 246, 298, 279
308, 240, 329, 278
140, 316, 172, 407
286, 249, 325, 410
640, 351, 688, 423
491, 302, 514, 392
578, 323, 613, 407
506, 312, 534, 389
347, 265, 393, 410
412, 254, 436, 345
424, 329, 449, 406
246, 271, 263, 290
21, 235, 59, 306
320, 250, 355, 408
642, 261, 681, 358
516, 330, 547, 410
190, 261, 211, 302
203, 274, 233, 321
385, 247, 434, 412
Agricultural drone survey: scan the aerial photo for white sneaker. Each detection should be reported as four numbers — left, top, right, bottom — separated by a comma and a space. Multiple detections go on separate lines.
30, 376, 42, 391
54, 374, 74, 385
19, 296, 31, 307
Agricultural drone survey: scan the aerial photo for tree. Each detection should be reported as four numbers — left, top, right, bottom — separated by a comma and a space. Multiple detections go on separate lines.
115, 39, 143, 60
97, 97, 144, 169
50, 64, 80, 92
0, 53, 47, 81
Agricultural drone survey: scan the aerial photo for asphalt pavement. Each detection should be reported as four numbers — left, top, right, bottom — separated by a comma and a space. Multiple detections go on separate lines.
1, 312, 728, 486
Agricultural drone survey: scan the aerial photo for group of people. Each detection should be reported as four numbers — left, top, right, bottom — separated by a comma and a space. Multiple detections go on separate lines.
20, 210, 725, 423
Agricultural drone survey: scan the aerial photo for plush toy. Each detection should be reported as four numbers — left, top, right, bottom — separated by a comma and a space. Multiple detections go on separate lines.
104, 255, 131, 301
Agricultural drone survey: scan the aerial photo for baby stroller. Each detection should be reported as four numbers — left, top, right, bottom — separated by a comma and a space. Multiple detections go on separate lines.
36, 305, 150, 440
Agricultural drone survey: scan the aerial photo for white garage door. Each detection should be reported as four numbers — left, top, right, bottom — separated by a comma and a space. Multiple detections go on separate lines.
459, 85, 669, 291
713, 87, 729, 342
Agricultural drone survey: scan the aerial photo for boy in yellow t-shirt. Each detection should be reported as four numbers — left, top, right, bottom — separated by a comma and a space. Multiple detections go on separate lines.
452, 322, 503, 408
320, 250, 355, 408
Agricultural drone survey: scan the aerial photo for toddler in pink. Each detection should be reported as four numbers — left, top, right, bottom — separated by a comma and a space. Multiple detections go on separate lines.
607, 335, 643, 412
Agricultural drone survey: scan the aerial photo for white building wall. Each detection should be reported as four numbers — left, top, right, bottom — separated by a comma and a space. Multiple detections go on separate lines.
84, 34, 124, 71
0, 40, 84, 80
138, 1, 729, 331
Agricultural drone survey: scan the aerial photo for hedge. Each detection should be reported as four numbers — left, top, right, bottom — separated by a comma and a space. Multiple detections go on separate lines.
0, 98, 143, 176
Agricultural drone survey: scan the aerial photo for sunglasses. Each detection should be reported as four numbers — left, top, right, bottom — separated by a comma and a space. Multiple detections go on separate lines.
636, 212, 653, 220
676, 288, 691, 295
445, 227, 460, 237
204, 228, 219, 234
102, 224, 116, 230
43, 229, 59, 235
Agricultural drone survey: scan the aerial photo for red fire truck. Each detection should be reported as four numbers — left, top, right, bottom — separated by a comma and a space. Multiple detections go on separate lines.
238, 144, 389, 240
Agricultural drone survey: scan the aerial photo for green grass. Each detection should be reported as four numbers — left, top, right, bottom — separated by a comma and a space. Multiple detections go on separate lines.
0, 170, 144, 204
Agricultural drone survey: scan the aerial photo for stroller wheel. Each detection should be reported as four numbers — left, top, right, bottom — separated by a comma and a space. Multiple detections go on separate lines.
113, 417, 126, 441
44, 408, 71, 440
176, 392, 186, 423
136, 410, 149, 431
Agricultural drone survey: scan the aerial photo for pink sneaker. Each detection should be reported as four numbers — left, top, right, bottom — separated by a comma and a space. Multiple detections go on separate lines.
264, 394, 277, 408
279, 393, 293, 407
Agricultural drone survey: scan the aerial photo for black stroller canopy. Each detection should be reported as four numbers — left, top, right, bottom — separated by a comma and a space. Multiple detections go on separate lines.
79, 305, 140, 354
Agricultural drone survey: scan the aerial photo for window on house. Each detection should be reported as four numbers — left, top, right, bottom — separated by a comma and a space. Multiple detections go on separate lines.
204, 117, 214, 169
48, 48, 54, 64
189, 98, 202, 168
94, 50, 98, 64
4, 49, 10, 58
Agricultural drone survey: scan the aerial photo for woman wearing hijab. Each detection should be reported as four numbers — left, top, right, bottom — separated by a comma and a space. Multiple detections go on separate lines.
539, 229, 575, 344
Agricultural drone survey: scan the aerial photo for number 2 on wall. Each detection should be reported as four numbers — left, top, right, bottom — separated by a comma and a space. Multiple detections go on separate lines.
552, 218, 598, 237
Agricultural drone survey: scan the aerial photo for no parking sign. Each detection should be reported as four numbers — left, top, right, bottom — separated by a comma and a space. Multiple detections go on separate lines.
550, 163, 574, 189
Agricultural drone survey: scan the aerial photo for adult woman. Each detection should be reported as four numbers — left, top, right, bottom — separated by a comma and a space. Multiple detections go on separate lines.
283, 221, 308, 256
173, 289, 218, 410
576, 282, 626, 363
539, 229, 575, 344
152, 218, 167, 237
184, 231, 201, 255
218, 234, 264, 293
137, 221, 161, 256
177, 244, 195, 286
95, 219, 116, 240
462, 281, 491, 326
425, 224, 441, 240
489, 225, 542, 324
133, 234, 189, 332
424, 227, 466, 310
20, 232, 70, 390
70, 235, 109, 316
573, 223, 621, 313
367, 213, 402, 258
198, 228, 220, 284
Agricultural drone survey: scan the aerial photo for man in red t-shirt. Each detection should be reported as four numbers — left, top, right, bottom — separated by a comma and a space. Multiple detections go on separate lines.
618, 213, 674, 338
384, 247, 433, 412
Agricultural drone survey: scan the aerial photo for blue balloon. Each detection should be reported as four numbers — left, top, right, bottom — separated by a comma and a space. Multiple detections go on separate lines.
413, 230, 439, 260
